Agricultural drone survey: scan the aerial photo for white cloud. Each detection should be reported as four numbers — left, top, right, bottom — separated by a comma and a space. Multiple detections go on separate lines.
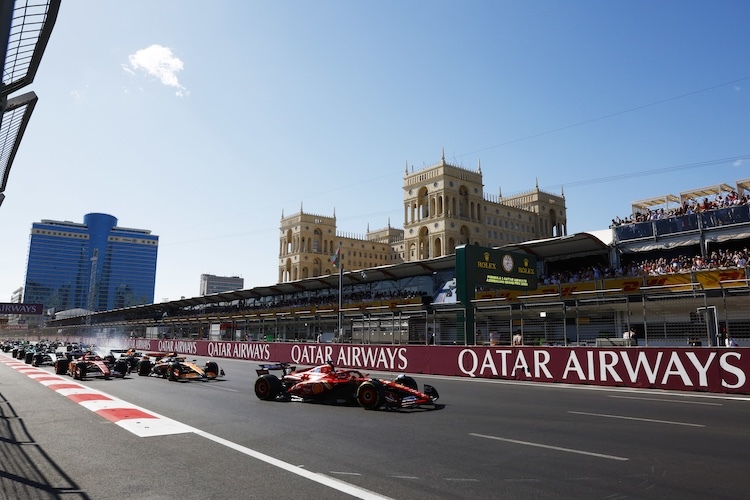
733, 159, 745, 167
124, 44, 188, 97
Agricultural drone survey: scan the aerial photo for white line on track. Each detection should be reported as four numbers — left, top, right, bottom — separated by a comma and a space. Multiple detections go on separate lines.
191, 429, 393, 500
209, 385, 240, 392
469, 432, 629, 461
608, 395, 722, 406
568, 410, 705, 427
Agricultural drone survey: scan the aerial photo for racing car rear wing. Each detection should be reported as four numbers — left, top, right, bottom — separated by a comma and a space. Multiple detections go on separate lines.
256, 362, 296, 376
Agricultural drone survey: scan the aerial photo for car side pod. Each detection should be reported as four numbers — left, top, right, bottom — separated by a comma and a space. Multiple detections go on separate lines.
424, 384, 439, 401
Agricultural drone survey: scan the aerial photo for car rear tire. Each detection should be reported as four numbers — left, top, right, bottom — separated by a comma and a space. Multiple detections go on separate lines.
115, 360, 129, 377
137, 360, 152, 376
54, 359, 69, 375
357, 380, 385, 410
32, 354, 44, 367
255, 374, 282, 400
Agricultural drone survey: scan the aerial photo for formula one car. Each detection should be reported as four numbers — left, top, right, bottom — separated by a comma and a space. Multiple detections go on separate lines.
31, 349, 62, 367
254, 361, 439, 410
55, 351, 129, 380
137, 352, 223, 381
104, 348, 142, 371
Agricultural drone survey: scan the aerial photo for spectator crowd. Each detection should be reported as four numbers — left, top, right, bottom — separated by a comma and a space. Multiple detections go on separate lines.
611, 189, 750, 227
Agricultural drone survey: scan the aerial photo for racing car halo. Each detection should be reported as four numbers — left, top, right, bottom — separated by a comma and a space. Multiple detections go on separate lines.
254, 361, 439, 410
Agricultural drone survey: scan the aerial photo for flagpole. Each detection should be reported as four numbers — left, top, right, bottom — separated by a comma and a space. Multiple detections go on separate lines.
337, 260, 343, 341
332, 242, 343, 342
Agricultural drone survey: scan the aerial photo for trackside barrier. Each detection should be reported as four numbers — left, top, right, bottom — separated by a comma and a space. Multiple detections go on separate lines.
125, 339, 750, 395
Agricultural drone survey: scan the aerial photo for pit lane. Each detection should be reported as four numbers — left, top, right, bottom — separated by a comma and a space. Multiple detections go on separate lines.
2, 352, 749, 499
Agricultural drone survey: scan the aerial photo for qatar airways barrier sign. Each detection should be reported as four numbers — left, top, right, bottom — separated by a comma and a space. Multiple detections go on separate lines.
0, 303, 43, 314
128, 339, 750, 394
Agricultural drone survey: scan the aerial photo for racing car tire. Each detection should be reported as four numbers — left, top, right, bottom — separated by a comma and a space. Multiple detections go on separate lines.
137, 360, 152, 376
74, 363, 87, 380
115, 360, 129, 377
32, 353, 44, 367
168, 363, 180, 381
24, 352, 34, 364
394, 375, 418, 391
54, 359, 69, 375
254, 374, 282, 400
357, 380, 385, 410
205, 361, 219, 378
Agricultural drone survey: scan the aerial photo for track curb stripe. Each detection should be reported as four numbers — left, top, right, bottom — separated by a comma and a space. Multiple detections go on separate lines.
1, 353, 192, 437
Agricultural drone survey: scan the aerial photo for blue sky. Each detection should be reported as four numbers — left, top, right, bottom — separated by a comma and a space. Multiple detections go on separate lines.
1, 0, 749, 303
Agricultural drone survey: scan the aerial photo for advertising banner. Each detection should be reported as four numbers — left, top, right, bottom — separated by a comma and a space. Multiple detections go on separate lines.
128, 339, 749, 395
0, 303, 44, 315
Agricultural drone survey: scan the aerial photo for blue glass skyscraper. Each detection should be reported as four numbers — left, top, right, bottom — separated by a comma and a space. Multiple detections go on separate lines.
23, 213, 158, 313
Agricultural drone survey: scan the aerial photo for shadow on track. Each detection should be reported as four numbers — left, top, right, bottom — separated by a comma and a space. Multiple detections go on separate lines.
0, 392, 91, 500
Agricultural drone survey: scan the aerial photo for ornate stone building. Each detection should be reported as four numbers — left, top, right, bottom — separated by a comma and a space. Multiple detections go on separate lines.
278, 151, 566, 283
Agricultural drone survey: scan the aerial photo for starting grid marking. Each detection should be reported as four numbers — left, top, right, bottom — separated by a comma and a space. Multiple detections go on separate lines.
0, 354, 194, 437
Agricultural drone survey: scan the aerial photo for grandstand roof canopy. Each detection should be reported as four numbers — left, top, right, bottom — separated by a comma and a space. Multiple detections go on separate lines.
631, 194, 680, 214
500, 231, 612, 262
0, 0, 60, 204
680, 183, 734, 203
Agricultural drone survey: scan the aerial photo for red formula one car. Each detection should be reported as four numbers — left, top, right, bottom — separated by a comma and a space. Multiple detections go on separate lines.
254, 361, 439, 410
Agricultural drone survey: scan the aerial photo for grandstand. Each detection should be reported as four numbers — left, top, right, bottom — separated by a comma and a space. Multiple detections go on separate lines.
24, 179, 750, 349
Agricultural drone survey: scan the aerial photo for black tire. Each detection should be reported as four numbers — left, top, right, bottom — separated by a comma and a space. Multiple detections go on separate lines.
394, 375, 418, 391
204, 361, 219, 378
73, 363, 87, 380
114, 360, 129, 377
54, 359, 69, 375
32, 353, 44, 367
24, 351, 33, 364
254, 374, 282, 400
168, 363, 180, 381
137, 359, 152, 376
357, 380, 385, 410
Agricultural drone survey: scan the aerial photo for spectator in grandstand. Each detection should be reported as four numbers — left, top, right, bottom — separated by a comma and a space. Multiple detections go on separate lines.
610, 189, 750, 228
726, 334, 738, 347
512, 330, 523, 346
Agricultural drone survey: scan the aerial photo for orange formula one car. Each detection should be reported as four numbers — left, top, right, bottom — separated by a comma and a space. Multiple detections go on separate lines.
137, 352, 223, 382
254, 361, 439, 410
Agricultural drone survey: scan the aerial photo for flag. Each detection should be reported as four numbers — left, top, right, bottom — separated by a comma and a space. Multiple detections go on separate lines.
331, 245, 342, 268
